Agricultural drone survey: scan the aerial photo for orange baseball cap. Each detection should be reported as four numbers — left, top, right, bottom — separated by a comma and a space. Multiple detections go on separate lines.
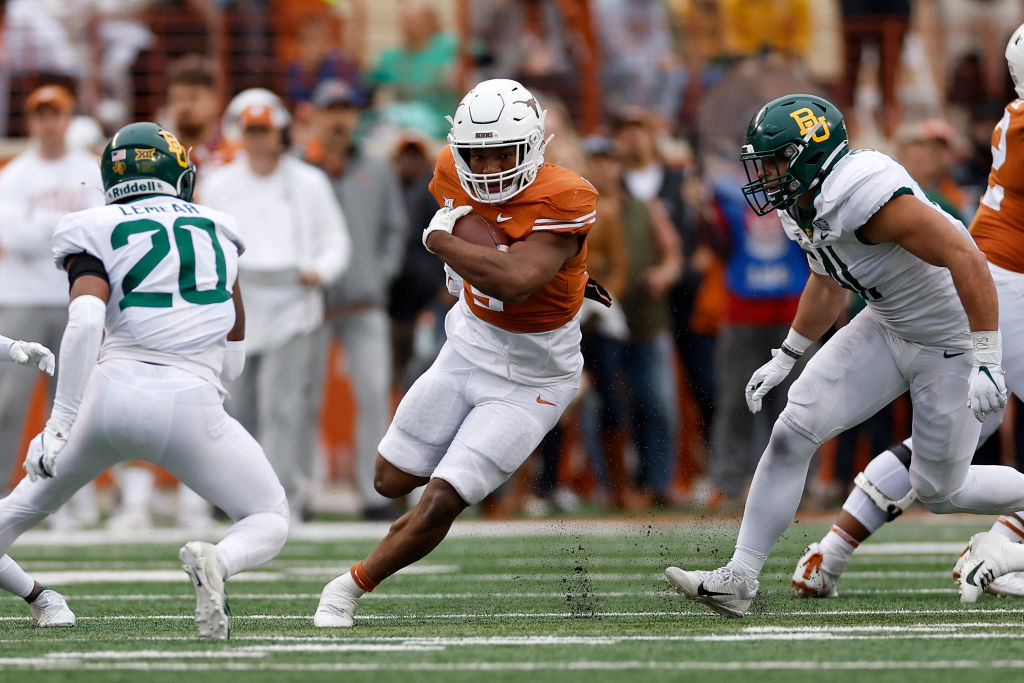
26, 85, 74, 114
240, 103, 283, 130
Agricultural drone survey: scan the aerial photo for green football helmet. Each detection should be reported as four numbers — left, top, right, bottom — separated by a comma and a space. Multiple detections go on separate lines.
100, 122, 195, 204
740, 94, 849, 215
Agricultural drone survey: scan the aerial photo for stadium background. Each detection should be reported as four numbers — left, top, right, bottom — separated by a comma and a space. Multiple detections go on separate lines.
0, 0, 1021, 520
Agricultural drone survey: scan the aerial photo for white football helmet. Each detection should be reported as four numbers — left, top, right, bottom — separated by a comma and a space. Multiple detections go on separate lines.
221, 88, 291, 142
1007, 23, 1024, 99
447, 79, 549, 204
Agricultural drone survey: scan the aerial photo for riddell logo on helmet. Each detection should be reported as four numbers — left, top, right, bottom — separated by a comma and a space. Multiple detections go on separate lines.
108, 180, 163, 199
475, 132, 495, 138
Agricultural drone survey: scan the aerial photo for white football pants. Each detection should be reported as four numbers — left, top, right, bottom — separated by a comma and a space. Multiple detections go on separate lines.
729, 305, 1024, 578
0, 358, 289, 585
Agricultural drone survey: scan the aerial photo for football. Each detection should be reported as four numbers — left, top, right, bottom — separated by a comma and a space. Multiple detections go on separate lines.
452, 212, 509, 250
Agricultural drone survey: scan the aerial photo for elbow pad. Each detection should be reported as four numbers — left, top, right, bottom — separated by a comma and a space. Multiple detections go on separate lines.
222, 340, 245, 383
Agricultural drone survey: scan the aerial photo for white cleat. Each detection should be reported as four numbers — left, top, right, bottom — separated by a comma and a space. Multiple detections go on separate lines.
179, 541, 230, 639
30, 588, 76, 628
664, 566, 759, 618
958, 532, 1024, 603
313, 575, 361, 628
792, 542, 839, 598
952, 536, 1024, 598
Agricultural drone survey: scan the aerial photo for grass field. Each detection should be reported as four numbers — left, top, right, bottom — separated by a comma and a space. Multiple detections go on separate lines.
0, 513, 1022, 682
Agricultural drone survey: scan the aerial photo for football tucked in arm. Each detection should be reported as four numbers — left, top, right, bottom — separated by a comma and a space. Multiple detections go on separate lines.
452, 212, 509, 250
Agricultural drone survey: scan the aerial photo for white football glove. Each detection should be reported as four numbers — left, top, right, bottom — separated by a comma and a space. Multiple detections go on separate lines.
23, 419, 71, 482
967, 331, 1008, 422
423, 205, 472, 254
9, 341, 55, 376
745, 348, 798, 413
444, 263, 464, 298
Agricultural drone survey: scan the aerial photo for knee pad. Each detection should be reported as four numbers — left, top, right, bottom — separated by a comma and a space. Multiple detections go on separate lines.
854, 472, 916, 521
853, 444, 916, 521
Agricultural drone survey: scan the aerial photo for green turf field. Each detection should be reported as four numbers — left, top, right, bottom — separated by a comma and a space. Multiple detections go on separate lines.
0, 513, 1022, 682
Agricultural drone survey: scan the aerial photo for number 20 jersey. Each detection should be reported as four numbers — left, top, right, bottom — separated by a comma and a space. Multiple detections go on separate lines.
777, 149, 972, 347
51, 195, 244, 389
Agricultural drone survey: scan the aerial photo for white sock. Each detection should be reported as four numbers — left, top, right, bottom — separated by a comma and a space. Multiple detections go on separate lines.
0, 554, 34, 598
990, 513, 1024, 543
819, 525, 858, 576
728, 420, 819, 580
841, 447, 912, 534
332, 571, 367, 599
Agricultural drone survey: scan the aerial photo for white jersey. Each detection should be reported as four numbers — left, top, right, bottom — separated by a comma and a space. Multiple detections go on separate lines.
51, 195, 244, 390
778, 149, 971, 348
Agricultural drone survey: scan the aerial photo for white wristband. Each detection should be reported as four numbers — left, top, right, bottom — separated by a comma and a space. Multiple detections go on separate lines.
780, 328, 814, 358
971, 330, 1001, 366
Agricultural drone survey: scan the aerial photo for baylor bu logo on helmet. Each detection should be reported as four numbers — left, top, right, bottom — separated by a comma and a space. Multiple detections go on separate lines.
100, 122, 196, 204
788, 108, 831, 142
447, 79, 552, 204
740, 94, 849, 216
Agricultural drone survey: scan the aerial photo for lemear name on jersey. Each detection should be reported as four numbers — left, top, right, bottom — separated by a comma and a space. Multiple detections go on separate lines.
51, 195, 244, 390
116, 201, 200, 216
107, 179, 177, 202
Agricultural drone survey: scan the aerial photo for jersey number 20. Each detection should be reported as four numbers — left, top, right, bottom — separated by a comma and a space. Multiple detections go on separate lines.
111, 217, 232, 311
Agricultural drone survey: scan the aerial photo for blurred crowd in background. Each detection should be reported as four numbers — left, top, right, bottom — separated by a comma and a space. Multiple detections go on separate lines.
0, 0, 1022, 527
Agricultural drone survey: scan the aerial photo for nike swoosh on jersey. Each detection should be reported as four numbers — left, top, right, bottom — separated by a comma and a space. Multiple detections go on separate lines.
696, 583, 733, 597
536, 396, 556, 406
496, 213, 513, 222
943, 350, 966, 358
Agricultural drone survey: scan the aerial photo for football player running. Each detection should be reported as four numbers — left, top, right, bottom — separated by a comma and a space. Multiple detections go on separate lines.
664, 92, 1024, 618
792, 23, 1024, 603
0, 123, 289, 638
314, 79, 601, 627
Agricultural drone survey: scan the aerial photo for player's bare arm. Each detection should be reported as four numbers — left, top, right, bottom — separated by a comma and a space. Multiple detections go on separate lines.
228, 281, 244, 341
427, 229, 580, 304
790, 271, 849, 341
859, 194, 998, 332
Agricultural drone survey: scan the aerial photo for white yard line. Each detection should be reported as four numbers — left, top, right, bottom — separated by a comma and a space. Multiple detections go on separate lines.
1, 607, 1021, 623
2, 659, 1024, 672
58, 587, 966, 601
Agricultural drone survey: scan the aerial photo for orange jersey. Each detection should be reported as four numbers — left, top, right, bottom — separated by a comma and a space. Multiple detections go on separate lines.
970, 99, 1024, 273
429, 146, 598, 333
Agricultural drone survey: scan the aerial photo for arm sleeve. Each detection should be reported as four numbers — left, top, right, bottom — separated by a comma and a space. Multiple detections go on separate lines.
49, 295, 106, 428
221, 339, 245, 383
